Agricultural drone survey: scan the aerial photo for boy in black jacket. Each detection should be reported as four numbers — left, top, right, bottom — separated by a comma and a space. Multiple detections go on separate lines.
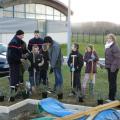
39, 44, 49, 86
27, 45, 44, 93
67, 43, 84, 96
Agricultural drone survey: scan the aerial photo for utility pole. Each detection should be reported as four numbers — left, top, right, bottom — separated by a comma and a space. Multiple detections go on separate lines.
67, 0, 71, 57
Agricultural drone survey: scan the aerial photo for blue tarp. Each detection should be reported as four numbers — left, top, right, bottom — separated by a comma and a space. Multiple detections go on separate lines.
39, 98, 74, 117
93, 109, 120, 120
38, 98, 120, 120
32, 117, 55, 120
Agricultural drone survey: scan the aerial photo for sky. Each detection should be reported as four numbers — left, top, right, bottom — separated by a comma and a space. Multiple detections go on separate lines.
59, 0, 120, 24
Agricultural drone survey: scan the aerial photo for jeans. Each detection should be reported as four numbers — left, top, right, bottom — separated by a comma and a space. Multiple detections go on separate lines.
53, 67, 63, 91
40, 70, 48, 85
29, 70, 40, 87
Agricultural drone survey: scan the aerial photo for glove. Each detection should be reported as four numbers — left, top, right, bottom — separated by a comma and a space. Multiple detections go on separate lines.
49, 67, 53, 74
88, 59, 93, 62
91, 54, 96, 60
71, 67, 75, 72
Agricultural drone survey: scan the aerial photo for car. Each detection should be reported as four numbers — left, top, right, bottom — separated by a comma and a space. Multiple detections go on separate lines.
98, 58, 105, 68
0, 43, 9, 77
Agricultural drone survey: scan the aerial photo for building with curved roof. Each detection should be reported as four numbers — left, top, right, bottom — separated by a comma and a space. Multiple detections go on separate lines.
0, 0, 72, 44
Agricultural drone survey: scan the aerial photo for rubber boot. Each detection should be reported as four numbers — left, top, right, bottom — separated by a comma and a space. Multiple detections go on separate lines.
8, 87, 15, 102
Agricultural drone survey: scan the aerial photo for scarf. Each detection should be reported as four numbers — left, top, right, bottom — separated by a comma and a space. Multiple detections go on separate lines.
105, 41, 113, 49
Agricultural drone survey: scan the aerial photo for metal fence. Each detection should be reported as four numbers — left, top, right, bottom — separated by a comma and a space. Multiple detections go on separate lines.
72, 33, 120, 45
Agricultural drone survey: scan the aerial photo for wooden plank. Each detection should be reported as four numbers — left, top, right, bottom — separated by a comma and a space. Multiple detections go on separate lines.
55, 100, 120, 120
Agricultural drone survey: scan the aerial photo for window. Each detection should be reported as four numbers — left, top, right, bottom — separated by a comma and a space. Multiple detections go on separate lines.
46, 15, 53, 20
54, 16, 60, 21
3, 11, 13, 17
54, 9, 60, 16
26, 4, 35, 13
61, 13, 66, 21
46, 6, 53, 15
14, 12, 25, 18
26, 13, 35, 19
14, 4, 24, 12
36, 4, 46, 14
0, 9, 3, 17
4, 7, 13, 12
36, 14, 46, 20
1, 4, 67, 21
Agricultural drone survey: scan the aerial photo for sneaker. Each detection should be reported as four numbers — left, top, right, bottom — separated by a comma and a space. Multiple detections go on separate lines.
68, 91, 76, 96
72, 91, 76, 95
105, 99, 113, 103
78, 96, 84, 102
8, 96, 15, 102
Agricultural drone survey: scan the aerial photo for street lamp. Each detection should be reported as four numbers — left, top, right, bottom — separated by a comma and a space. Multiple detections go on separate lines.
67, 0, 71, 57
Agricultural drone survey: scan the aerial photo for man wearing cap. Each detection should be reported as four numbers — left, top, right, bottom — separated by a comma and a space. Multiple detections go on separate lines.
28, 30, 43, 52
7, 30, 26, 101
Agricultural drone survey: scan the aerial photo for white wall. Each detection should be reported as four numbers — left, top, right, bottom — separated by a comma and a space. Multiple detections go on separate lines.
47, 32, 67, 44
0, 32, 67, 45
0, 33, 34, 45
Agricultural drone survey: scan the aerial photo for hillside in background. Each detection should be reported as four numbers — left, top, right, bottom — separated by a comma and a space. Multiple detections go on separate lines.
72, 21, 120, 34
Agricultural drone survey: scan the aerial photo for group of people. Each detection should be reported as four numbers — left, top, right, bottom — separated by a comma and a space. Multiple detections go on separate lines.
6, 29, 120, 103
7, 30, 63, 101
67, 33, 120, 102
67, 43, 99, 100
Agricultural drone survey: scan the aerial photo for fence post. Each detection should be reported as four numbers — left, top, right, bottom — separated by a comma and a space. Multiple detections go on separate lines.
103, 32, 104, 44
89, 32, 90, 43
83, 32, 84, 42
77, 32, 78, 43
95, 33, 97, 43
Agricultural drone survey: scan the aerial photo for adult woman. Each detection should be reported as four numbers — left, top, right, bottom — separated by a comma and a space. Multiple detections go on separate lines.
105, 33, 120, 101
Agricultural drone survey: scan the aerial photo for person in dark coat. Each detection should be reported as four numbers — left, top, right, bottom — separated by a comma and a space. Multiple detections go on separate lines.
67, 43, 84, 96
81, 44, 99, 97
105, 33, 120, 101
44, 36, 63, 95
7, 30, 25, 101
28, 30, 43, 52
27, 45, 44, 93
39, 44, 49, 86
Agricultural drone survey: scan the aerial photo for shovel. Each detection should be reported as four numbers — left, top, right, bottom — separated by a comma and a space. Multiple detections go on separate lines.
33, 53, 36, 87
89, 60, 94, 96
71, 55, 77, 91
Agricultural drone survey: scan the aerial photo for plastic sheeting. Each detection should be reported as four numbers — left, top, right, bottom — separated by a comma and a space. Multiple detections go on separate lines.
93, 109, 120, 120
39, 98, 74, 117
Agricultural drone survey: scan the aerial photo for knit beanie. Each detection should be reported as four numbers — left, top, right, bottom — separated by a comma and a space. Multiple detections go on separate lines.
16, 30, 24, 35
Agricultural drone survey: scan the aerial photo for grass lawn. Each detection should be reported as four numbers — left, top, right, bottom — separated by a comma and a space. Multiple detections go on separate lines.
61, 43, 105, 58
0, 42, 120, 106
0, 65, 120, 107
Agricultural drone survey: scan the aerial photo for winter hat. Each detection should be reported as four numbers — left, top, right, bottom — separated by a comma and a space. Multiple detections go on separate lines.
34, 30, 40, 34
16, 30, 24, 35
